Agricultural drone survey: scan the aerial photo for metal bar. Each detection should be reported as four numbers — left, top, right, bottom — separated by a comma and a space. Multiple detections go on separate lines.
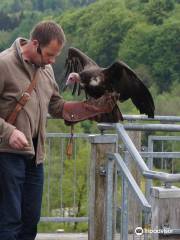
46, 133, 89, 138
47, 138, 51, 215
111, 153, 151, 212
97, 123, 180, 132
123, 115, 180, 122
140, 152, 180, 158
116, 124, 149, 172
60, 139, 64, 213
40, 217, 88, 222
149, 135, 180, 141
121, 177, 129, 240
123, 123, 180, 132
86, 139, 90, 215
161, 141, 164, 170
143, 170, 180, 182
106, 154, 114, 240
121, 152, 129, 240
145, 137, 153, 202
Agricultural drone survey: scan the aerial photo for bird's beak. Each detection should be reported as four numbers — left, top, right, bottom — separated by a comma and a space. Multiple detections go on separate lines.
65, 80, 69, 86
65, 76, 72, 86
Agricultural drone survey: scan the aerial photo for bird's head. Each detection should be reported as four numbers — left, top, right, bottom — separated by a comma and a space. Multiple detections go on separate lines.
66, 72, 80, 86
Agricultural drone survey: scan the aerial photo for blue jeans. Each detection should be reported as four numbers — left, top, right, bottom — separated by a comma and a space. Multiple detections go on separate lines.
0, 153, 44, 240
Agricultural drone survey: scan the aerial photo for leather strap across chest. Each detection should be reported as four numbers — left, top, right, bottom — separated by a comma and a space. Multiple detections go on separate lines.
6, 69, 39, 125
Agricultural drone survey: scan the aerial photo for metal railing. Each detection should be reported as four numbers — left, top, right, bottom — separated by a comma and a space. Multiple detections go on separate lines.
145, 135, 180, 201
122, 114, 180, 123
107, 152, 151, 240
41, 133, 90, 226
98, 121, 180, 240
98, 123, 180, 183
40, 115, 180, 239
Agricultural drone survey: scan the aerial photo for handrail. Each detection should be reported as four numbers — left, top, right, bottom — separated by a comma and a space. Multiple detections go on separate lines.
109, 153, 151, 212
143, 170, 180, 182
98, 123, 180, 183
98, 123, 180, 132
123, 115, 180, 122
46, 132, 89, 138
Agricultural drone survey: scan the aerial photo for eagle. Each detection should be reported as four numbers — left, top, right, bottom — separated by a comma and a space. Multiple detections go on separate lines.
62, 47, 155, 122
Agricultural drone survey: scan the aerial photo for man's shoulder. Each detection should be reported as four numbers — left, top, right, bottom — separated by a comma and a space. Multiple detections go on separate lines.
0, 47, 16, 66
0, 47, 14, 57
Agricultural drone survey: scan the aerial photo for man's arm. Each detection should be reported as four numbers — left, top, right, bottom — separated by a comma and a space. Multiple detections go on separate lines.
0, 60, 28, 150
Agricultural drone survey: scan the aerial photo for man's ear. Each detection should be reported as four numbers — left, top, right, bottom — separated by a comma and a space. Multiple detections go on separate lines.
32, 39, 39, 48
32, 39, 41, 54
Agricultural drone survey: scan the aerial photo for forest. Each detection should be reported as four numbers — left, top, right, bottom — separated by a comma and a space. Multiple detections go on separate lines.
0, 0, 180, 233
0, 0, 179, 116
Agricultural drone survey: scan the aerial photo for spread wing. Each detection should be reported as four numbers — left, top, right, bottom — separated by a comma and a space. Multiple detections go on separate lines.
62, 47, 98, 95
103, 61, 155, 118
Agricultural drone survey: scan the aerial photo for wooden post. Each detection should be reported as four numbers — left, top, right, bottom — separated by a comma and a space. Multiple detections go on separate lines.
151, 186, 180, 240
126, 131, 142, 232
88, 134, 117, 240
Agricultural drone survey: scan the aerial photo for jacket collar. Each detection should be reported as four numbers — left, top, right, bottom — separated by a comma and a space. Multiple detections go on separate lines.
12, 38, 40, 79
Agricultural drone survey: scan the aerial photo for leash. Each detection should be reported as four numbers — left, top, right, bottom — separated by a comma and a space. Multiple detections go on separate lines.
66, 124, 74, 158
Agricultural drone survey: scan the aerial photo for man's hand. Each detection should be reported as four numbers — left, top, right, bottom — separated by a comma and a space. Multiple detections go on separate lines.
9, 129, 29, 150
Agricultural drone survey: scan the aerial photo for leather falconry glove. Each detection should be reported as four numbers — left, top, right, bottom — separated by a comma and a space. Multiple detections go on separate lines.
63, 92, 119, 125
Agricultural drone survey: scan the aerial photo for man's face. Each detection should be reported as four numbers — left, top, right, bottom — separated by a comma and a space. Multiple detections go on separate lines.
35, 39, 63, 66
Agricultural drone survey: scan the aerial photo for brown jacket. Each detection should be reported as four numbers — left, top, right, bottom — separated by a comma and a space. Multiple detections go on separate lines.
0, 38, 65, 164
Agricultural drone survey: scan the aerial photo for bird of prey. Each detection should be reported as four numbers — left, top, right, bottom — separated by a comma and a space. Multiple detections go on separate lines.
62, 47, 155, 122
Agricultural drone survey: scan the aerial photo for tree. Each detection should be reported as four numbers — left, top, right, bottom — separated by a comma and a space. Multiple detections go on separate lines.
144, 0, 175, 24
118, 21, 180, 92
11, 0, 22, 12
118, 23, 156, 68
156, 82, 180, 115
0, 11, 21, 30
9, 11, 43, 41
32, 0, 45, 11
59, 0, 138, 66
150, 22, 180, 91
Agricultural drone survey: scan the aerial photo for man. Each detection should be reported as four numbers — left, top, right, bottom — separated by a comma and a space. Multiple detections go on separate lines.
0, 21, 117, 240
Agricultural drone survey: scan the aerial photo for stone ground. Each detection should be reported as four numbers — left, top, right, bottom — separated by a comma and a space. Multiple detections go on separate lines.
35, 233, 139, 240
36, 233, 87, 240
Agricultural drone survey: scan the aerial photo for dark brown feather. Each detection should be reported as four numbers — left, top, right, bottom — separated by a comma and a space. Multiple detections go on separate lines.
62, 47, 155, 120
